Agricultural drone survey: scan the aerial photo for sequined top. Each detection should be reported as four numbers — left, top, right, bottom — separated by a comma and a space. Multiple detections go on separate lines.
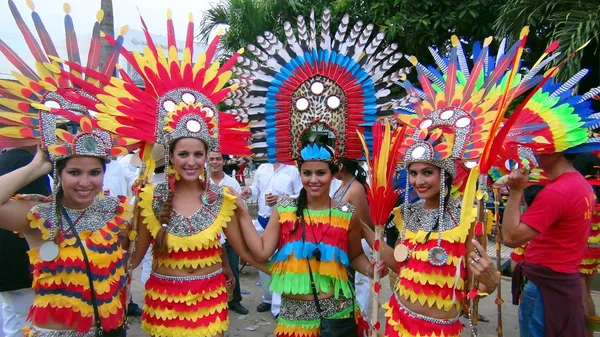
139, 182, 236, 270
397, 198, 468, 312
269, 196, 355, 298
27, 196, 131, 333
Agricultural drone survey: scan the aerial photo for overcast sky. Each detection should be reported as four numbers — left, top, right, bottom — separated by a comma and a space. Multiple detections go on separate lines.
0, 0, 222, 77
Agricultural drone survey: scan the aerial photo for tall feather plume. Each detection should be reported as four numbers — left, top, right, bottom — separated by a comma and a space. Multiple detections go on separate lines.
27, 0, 59, 59
0, 39, 40, 81
63, 3, 81, 65
320, 8, 331, 50
456, 38, 470, 78
580, 87, 600, 103
9, 0, 47, 63
428, 46, 448, 73
333, 14, 350, 50
185, 13, 194, 56
364, 43, 398, 73
284, 21, 303, 56
365, 32, 384, 58
352, 23, 373, 62
166, 9, 176, 51
297, 15, 308, 47
308, 10, 317, 51
339, 20, 363, 56
548, 69, 588, 99
85, 10, 103, 78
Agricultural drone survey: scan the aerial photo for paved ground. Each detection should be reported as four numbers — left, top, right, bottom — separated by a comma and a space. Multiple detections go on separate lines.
125, 265, 600, 337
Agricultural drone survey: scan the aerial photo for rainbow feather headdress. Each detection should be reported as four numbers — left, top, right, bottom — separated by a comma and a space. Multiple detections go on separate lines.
0, 0, 132, 161
229, 9, 412, 163
396, 34, 543, 176
60, 11, 252, 160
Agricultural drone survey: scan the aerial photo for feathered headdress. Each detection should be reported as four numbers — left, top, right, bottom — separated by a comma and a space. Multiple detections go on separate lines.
60, 11, 251, 163
396, 32, 543, 174
229, 9, 411, 163
0, 0, 132, 159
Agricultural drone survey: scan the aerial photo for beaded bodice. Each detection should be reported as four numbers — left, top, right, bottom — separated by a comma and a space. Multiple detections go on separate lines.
27, 196, 131, 332
396, 198, 468, 312
139, 182, 237, 270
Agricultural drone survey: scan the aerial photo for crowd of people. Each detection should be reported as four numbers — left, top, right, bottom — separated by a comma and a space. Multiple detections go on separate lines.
0, 2, 599, 337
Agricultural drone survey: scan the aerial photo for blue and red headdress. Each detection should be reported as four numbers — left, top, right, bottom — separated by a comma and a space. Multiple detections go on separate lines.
229, 9, 411, 163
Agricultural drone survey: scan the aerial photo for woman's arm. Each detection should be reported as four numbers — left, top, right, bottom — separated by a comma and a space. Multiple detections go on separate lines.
0, 149, 51, 233
231, 191, 280, 261
362, 223, 397, 270
349, 183, 374, 230
131, 215, 152, 270
348, 211, 386, 277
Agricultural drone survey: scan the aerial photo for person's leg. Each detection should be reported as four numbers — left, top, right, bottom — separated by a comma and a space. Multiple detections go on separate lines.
271, 292, 281, 317
225, 240, 248, 314
257, 271, 272, 312
518, 281, 545, 337
0, 288, 35, 337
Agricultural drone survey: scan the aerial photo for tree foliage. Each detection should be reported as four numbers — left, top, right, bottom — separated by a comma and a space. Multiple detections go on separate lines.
495, 0, 600, 85
198, 0, 501, 64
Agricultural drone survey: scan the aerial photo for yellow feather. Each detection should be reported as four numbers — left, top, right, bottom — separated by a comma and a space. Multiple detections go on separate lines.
213, 71, 232, 94
192, 53, 207, 77
203, 62, 220, 87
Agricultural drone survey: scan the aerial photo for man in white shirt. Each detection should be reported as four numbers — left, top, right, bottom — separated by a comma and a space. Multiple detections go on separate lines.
241, 162, 302, 316
208, 151, 248, 315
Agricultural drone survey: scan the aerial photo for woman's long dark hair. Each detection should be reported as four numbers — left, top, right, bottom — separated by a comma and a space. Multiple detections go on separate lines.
337, 157, 367, 187
292, 142, 338, 233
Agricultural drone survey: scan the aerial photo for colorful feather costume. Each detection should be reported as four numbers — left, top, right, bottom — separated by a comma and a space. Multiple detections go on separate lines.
392, 27, 600, 337
57, 9, 254, 337
0, 2, 135, 335
230, 9, 415, 336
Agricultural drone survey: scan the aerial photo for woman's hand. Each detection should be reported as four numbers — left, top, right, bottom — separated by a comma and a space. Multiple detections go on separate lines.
366, 259, 389, 279
223, 265, 235, 290
469, 239, 499, 293
31, 146, 52, 176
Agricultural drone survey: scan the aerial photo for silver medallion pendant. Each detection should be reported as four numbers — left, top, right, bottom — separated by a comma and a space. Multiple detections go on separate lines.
39, 241, 59, 262
428, 246, 448, 266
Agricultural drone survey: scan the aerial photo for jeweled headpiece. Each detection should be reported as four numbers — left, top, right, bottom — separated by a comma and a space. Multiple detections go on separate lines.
230, 9, 411, 163
62, 11, 251, 158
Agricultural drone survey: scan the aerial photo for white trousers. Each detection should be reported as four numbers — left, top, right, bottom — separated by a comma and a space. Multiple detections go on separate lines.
354, 239, 372, 316
140, 244, 154, 287
0, 288, 35, 337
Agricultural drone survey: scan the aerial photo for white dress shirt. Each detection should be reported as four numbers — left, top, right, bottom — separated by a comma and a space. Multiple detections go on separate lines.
210, 173, 242, 194
248, 163, 302, 218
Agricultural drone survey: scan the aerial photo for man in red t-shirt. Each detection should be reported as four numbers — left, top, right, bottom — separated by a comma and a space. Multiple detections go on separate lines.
503, 152, 594, 336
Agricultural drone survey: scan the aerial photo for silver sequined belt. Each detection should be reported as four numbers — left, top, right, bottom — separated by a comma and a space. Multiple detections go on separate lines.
27, 327, 97, 337
150, 269, 222, 281
279, 296, 353, 321
394, 292, 459, 325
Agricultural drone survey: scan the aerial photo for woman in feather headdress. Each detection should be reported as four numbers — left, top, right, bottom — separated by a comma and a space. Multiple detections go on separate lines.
0, 2, 135, 336
229, 9, 406, 336
57, 9, 271, 337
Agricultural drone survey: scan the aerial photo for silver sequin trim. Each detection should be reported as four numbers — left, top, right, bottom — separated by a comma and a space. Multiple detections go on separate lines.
279, 296, 353, 321
404, 198, 461, 233
33, 196, 121, 234
152, 182, 225, 237
150, 269, 222, 281
27, 326, 97, 337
